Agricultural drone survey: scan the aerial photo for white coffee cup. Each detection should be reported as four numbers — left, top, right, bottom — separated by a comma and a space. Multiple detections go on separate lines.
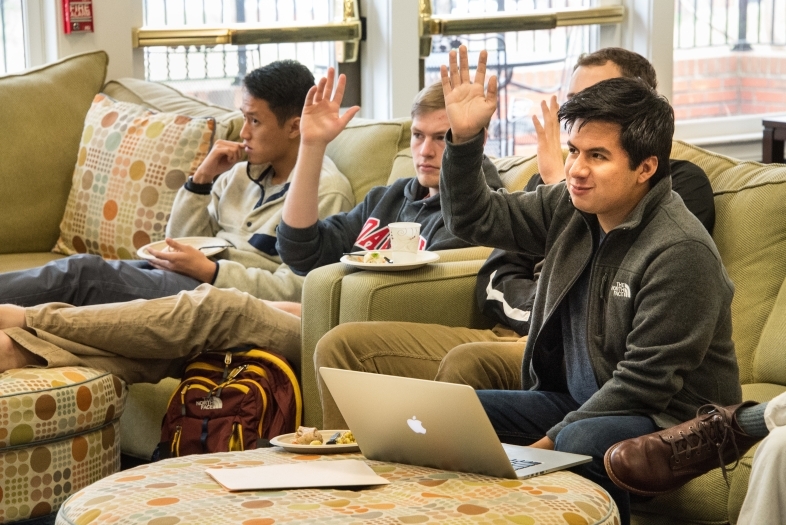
388, 222, 421, 253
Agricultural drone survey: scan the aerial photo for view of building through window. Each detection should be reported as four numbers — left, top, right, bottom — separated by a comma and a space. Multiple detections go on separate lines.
143, 0, 333, 111
423, 0, 595, 155
673, 0, 786, 121
0, 0, 25, 75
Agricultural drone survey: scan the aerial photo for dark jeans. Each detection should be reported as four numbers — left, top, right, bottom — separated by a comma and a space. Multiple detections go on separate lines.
0, 254, 200, 307
478, 389, 658, 525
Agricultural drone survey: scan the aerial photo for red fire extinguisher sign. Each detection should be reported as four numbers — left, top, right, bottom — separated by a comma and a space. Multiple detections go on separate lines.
63, 0, 94, 34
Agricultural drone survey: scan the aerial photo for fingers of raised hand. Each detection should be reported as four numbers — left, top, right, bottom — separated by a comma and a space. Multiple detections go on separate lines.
473, 49, 487, 85
459, 45, 471, 83
449, 49, 460, 88
314, 75, 328, 103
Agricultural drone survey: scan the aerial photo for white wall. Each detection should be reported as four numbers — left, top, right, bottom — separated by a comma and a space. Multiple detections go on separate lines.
359, 0, 421, 120
28, 0, 144, 80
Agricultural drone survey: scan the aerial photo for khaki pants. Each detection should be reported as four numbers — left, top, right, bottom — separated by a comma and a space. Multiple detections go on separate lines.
315, 321, 527, 428
4, 284, 301, 384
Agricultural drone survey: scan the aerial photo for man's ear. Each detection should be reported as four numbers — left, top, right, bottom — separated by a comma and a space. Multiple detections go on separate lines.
636, 156, 658, 184
287, 116, 301, 139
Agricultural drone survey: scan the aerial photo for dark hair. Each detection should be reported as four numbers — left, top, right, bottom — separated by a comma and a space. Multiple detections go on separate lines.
558, 77, 674, 186
574, 48, 658, 90
242, 60, 315, 126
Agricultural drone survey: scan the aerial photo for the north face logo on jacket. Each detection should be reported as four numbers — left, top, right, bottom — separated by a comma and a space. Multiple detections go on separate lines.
611, 282, 631, 298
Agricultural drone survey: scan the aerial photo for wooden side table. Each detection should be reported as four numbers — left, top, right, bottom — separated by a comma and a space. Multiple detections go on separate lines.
763, 116, 786, 163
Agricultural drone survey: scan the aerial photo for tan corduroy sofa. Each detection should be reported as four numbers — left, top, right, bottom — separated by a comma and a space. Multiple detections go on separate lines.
2, 51, 785, 524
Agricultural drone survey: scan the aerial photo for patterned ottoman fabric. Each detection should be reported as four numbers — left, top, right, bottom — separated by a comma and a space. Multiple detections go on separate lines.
57, 448, 619, 525
1, 367, 126, 523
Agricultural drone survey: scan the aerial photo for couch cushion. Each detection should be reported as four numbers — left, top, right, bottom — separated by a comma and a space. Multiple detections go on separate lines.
103, 78, 242, 142
676, 147, 786, 384
0, 51, 108, 256
326, 118, 411, 203
752, 274, 786, 385
0, 253, 66, 273
53, 95, 216, 259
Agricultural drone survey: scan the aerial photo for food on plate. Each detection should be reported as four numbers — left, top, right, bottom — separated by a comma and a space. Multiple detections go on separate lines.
329, 430, 356, 445
291, 427, 356, 446
362, 251, 387, 264
293, 426, 322, 445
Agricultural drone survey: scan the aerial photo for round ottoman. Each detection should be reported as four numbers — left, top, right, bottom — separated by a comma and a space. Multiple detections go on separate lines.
56, 448, 619, 524
1, 367, 126, 523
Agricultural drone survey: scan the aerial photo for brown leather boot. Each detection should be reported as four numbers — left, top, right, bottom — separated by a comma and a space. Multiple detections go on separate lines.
604, 402, 761, 496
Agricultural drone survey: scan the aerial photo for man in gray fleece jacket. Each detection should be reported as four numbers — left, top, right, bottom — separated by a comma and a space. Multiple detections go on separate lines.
438, 46, 741, 524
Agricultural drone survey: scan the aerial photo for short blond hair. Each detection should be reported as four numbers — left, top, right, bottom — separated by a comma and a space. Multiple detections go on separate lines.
411, 82, 445, 118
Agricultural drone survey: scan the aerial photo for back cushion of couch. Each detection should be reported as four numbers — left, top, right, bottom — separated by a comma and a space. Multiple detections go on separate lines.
0, 51, 108, 255
672, 140, 786, 384
103, 78, 242, 142
326, 118, 411, 203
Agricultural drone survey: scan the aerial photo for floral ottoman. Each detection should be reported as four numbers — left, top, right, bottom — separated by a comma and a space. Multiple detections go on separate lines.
1, 367, 126, 523
56, 448, 619, 525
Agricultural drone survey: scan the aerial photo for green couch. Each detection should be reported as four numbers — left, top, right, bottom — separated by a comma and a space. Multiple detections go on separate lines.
3, 51, 785, 524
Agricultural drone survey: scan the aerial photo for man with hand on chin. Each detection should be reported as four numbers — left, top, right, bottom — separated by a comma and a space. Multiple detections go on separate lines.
438, 46, 740, 525
0, 59, 354, 307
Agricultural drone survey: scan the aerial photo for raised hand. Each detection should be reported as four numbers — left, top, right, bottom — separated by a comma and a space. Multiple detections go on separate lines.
300, 67, 360, 147
440, 45, 498, 144
532, 96, 565, 184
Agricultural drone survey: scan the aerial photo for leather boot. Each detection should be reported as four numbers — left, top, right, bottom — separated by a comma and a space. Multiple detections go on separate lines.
603, 402, 761, 496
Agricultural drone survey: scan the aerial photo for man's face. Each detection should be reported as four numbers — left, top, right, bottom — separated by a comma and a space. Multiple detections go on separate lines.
567, 62, 623, 99
411, 109, 450, 197
564, 119, 655, 232
239, 90, 298, 165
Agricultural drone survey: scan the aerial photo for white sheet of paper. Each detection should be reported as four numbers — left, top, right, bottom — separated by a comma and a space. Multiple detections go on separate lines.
206, 459, 390, 491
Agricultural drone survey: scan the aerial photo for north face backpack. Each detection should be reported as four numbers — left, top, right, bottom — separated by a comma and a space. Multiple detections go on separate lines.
156, 348, 302, 459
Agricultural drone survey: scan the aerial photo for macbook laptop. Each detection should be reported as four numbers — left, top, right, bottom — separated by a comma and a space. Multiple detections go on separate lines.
319, 367, 592, 480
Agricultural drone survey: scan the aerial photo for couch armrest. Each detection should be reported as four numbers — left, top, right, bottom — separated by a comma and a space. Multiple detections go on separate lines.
434, 246, 493, 263
299, 257, 493, 427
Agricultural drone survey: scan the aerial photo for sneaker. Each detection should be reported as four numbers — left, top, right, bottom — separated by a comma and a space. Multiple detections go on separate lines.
604, 402, 761, 496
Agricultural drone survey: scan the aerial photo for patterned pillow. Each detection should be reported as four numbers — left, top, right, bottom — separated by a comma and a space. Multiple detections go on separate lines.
53, 94, 216, 259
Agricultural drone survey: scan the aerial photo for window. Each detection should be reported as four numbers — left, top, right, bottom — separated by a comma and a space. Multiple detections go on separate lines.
142, 0, 335, 108
673, 0, 786, 121
423, 0, 598, 157
0, 0, 26, 75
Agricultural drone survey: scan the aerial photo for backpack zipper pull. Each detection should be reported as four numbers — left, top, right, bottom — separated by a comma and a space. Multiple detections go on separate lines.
223, 351, 232, 380
227, 364, 248, 382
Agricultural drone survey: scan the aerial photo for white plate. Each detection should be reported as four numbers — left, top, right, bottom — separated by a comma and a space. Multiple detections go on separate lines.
270, 430, 360, 454
340, 250, 440, 271
136, 237, 233, 260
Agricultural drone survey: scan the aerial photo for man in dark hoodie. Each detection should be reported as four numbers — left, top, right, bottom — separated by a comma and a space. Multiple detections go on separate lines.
276, 75, 502, 269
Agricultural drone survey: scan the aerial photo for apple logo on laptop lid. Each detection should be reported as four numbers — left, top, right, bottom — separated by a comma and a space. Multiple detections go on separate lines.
407, 416, 427, 434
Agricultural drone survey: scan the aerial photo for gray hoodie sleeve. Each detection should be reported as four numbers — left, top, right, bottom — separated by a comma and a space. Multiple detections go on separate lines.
440, 131, 562, 257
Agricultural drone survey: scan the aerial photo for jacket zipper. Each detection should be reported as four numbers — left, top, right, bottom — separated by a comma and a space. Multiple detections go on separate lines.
597, 272, 608, 336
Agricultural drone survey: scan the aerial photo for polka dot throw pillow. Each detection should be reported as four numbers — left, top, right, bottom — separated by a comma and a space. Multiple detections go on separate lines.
53, 94, 216, 259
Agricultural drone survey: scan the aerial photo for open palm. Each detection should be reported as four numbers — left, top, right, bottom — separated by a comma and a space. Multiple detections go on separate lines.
441, 46, 498, 143
300, 68, 359, 146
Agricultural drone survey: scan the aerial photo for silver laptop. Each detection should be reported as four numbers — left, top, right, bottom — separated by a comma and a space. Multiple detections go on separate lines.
319, 368, 592, 479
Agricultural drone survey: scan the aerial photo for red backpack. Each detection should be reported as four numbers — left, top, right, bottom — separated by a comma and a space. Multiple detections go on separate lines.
156, 348, 301, 459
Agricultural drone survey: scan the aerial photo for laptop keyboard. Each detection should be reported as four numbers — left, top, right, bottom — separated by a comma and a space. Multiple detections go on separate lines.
510, 458, 542, 470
